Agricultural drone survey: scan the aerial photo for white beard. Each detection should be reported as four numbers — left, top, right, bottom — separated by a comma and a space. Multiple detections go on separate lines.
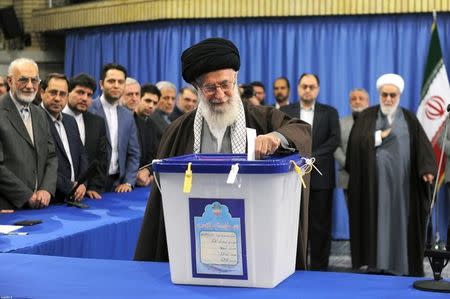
15, 89, 37, 104
198, 86, 241, 139
380, 99, 399, 117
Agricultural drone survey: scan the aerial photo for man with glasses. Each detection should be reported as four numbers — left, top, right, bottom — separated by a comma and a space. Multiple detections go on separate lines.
40, 73, 88, 202
135, 38, 312, 270
0, 58, 57, 210
346, 73, 436, 276
281, 73, 340, 271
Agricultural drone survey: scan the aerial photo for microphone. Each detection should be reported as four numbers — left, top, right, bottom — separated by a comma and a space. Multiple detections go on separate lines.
66, 160, 98, 208
447, 104, 450, 112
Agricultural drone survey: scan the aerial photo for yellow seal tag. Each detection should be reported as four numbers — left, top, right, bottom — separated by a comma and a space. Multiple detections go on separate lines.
183, 162, 193, 193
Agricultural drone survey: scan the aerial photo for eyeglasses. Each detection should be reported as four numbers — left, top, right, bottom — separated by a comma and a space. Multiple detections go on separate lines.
381, 92, 398, 98
300, 84, 318, 91
16, 76, 40, 86
46, 89, 68, 98
199, 81, 235, 95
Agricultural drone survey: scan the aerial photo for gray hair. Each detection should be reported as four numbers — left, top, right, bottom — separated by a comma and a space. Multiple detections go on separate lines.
179, 85, 197, 96
125, 77, 140, 86
349, 88, 369, 98
8, 58, 39, 75
156, 81, 176, 93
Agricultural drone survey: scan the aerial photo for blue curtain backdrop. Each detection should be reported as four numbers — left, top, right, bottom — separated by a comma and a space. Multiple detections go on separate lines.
65, 13, 450, 240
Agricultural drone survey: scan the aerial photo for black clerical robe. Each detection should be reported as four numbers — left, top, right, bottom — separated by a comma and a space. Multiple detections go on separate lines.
134, 102, 312, 270
346, 105, 437, 276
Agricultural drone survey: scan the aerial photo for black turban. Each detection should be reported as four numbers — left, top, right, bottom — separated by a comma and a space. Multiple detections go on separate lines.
181, 38, 240, 83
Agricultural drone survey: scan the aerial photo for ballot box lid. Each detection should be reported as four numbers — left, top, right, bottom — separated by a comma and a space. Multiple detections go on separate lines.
153, 153, 304, 174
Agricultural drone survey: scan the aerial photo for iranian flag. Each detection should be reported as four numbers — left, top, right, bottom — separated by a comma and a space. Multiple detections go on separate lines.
416, 20, 450, 185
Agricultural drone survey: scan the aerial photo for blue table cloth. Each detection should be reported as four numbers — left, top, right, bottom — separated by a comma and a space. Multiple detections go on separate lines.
0, 253, 447, 299
0, 187, 150, 260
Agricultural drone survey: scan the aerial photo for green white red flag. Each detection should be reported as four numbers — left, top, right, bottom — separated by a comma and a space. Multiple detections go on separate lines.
416, 20, 450, 185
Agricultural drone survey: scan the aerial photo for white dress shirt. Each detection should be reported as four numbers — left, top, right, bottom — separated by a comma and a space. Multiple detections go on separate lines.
63, 106, 85, 145
100, 95, 119, 175
300, 102, 315, 127
41, 104, 75, 181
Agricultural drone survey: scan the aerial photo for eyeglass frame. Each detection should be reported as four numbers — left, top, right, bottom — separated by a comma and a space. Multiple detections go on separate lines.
12, 76, 41, 86
196, 80, 237, 95
380, 92, 399, 99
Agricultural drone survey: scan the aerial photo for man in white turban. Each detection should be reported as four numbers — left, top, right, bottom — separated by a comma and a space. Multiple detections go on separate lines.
346, 73, 436, 276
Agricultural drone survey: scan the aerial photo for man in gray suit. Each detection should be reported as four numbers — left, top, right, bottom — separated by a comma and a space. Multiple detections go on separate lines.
0, 58, 58, 210
334, 88, 370, 199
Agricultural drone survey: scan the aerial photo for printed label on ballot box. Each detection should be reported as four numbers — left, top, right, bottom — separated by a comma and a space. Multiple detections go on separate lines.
189, 198, 248, 280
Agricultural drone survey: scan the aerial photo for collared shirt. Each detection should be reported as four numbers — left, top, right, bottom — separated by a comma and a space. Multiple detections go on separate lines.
41, 104, 75, 181
63, 106, 85, 145
300, 102, 315, 127
100, 95, 119, 175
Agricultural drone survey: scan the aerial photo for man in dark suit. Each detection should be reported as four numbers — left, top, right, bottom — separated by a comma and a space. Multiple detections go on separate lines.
90, 63, 140, 192
150, 81, 176, 140
281, 73, 340, 271
169, 86, 198, 121
64, 73, 110, 199
0, 58, 58, 210
40, 73, 88, 202
131, 84, 161, 186
273, 77, 291, 109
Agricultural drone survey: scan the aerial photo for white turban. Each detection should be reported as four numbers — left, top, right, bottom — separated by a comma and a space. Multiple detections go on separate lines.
376, 73, 404, 94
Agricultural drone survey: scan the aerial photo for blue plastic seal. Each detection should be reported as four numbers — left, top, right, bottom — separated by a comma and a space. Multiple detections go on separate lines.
153, 153, 304, 174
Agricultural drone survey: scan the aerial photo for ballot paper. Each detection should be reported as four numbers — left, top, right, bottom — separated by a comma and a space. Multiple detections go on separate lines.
246, 128, 256, 160
0, 225, 24, 234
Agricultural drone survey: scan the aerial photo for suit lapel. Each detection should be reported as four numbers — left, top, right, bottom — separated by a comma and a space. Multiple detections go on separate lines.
117, 106, 124, 157
312, 103, 323, 139
3, 95, 34, 147
95, 100, 111, 143
62, 116, 77, 169
83, 113, 95, 146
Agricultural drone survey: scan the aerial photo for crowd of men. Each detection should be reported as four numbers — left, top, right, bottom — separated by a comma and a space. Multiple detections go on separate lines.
0, 37, 439, 277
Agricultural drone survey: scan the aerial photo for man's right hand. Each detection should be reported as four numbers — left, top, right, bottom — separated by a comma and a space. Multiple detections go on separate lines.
28, 192, 41, 209
86, 190, 102, 199
381, 128, 392, 139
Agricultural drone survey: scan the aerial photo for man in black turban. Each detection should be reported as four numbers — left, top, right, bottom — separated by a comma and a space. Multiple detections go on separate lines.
134, 37, 312, 270
181, 38, 240, 84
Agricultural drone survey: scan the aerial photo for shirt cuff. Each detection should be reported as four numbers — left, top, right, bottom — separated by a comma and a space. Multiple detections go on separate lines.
375, 130, 382, 147
269, 131, 295, 152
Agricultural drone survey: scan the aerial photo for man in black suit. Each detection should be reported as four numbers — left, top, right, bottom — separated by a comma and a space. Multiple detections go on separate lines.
273, 77, 291, 109
40, 73, 88, 202
169, 86, 198, 121
281, 73, 340, 271
133, 84, 161, 186
150, 81, 176, 139
63, 73, 110, 199
0, 58, 58, 210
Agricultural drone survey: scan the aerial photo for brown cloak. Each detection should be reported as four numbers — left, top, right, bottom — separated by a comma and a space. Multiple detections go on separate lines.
134, 102, 312, 270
